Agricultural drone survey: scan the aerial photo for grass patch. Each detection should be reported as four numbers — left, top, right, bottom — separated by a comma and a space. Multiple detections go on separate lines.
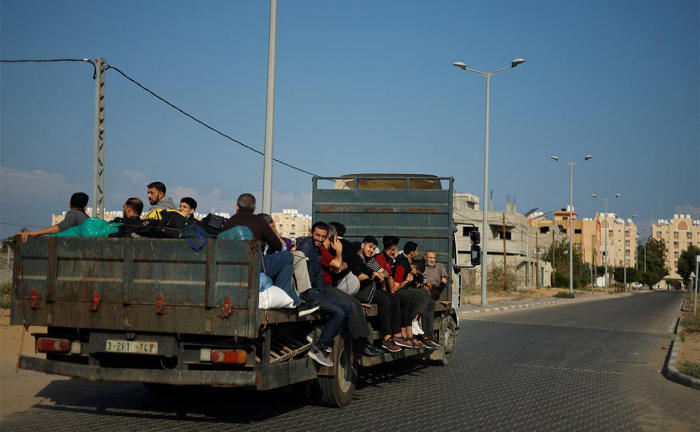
553, 291, 575, 299
680, 315, 700, 333
0, 282, 10, 309
677, 361, 700, 379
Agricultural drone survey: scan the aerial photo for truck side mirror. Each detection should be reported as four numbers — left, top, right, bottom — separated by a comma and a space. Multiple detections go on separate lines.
470, 245, 481, 266
453, 265, 461, 274
469, 231, 481, 245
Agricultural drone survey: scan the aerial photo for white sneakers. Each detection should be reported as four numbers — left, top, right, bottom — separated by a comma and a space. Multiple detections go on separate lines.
412, 320, 424, 335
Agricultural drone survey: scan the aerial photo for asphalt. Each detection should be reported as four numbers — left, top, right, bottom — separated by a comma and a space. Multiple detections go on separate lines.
1, 291, 698, 431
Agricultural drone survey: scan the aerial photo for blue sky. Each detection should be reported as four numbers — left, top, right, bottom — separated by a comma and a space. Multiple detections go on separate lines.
1, 0, 698, 238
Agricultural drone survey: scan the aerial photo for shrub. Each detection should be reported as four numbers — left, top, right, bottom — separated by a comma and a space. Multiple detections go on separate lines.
0, 282, 10, 309
553, 291, 575, 299
681, 315, 700, 333
677, 361, 700, 379
487, 265, 523, 291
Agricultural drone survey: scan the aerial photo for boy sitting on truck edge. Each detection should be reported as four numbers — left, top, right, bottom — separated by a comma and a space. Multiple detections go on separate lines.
297, 222, 353, 367
357, 236, 408, 352
17, 192, 89, 243
320, 225, 382, 357
394, 242, 440, 348
374, 236, 424, 349
179, 197, 198, 220
220, 194, 318, 317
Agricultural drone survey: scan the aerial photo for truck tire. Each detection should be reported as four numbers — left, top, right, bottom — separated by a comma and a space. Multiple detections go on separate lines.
438, 315, 457, 366
299, 331, 357, 407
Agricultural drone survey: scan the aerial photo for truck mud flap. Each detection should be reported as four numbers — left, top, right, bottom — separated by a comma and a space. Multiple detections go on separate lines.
19, 355, 257, 387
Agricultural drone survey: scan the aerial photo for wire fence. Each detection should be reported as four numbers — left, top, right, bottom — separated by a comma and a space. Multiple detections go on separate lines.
0, 249, 13, 286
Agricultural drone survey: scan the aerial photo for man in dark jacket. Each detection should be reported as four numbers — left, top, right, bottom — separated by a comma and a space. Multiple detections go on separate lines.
220, 194, 317, 316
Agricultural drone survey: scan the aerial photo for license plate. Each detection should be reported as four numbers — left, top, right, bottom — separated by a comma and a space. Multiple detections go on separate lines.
105, 340, 158, 355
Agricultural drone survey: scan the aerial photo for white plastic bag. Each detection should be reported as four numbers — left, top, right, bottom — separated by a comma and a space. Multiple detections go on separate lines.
258, 286, 295, 309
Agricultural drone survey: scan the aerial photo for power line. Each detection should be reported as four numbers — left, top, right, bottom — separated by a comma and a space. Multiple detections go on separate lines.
0, 58, 96, 77
105, 65, 319, 177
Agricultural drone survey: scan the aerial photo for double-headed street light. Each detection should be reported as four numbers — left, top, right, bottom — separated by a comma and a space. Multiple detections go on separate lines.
453, 58, 525, 306
550, 155, 593, 294
591, 193, 621, 294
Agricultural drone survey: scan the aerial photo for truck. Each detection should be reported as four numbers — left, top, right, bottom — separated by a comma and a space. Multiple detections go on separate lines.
11, 174, 470, 407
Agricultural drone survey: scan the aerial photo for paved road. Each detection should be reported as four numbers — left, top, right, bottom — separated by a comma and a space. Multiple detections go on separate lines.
1, 291, 698, 431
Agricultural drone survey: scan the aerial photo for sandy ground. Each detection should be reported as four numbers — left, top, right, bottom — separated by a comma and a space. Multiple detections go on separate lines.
461, 285, 612, 305
0, 309, 69, 419
677, 296, 700, 367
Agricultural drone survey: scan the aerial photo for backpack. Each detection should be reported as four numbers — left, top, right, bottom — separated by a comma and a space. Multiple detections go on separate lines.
177, 220, 212, 252
201, 213, 227, 236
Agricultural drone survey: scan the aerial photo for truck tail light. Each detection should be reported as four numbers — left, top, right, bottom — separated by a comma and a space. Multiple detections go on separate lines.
36, 338, 70, 353
210, 349, 247, 364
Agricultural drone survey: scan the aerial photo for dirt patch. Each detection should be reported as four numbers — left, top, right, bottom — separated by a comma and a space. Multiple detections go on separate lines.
461, 286, 612, 305
676, 292, 700, 378
0, 308, 67, 419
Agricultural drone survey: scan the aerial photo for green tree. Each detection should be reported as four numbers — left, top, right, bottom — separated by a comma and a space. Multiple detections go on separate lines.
677, 245, 700, 287
642, 238, 669, 285
542, 238, 588, 288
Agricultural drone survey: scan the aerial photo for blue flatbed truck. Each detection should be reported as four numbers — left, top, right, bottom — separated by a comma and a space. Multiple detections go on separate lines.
11, 174, 467, 407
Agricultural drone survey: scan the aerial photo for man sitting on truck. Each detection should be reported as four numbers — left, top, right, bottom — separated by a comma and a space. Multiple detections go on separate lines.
17, 192, 89, 243
374, 236, 425, 349
394, 242, 439, 348
297, 222, 353, 366
422, 249, 449, 301
144, 182, 177, 212
220, 194, 318, 317
319, 226, 382, 357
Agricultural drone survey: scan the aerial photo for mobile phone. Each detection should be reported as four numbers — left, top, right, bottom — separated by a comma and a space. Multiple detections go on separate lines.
329, 234, 336, 243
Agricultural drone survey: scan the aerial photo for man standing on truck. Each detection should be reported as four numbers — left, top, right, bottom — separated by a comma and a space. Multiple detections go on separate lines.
17, 192, 89, 243
297, 222, 353, 366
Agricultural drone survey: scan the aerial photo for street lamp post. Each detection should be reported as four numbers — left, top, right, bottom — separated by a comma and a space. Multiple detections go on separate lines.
453, 58, 525, 306
623, 215, 636, 292
550, 155, 593, 294
591, 193, 621, 294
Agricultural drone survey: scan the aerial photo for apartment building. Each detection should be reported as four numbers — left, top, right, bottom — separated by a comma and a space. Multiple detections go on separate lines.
652, 214, 700, 280
272, 209, 312, 240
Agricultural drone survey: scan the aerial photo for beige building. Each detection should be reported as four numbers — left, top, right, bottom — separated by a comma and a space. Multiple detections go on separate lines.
272, 209, 312, 240
652, 214, 700, 280
596, 213, 638, 269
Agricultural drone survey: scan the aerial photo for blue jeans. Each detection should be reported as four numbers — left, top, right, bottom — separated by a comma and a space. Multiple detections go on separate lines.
263, 251, 301, 307
303, 286, 352, 350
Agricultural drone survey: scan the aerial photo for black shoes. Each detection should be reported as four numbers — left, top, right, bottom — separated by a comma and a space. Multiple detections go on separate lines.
297, 299, 320, 317
357, 342, 383, 357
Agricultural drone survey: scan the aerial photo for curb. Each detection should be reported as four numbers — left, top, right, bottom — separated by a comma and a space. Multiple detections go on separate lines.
665, 335, 700, 390
457, 294, 613, 317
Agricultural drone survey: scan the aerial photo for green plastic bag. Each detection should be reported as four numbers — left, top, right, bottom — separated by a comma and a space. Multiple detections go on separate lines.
49, 218, 121, 238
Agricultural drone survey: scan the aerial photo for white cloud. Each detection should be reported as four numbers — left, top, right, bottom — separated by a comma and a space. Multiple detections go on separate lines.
674, 205, 700, 219
0, 165, 87, 204
116, 170, 148, 186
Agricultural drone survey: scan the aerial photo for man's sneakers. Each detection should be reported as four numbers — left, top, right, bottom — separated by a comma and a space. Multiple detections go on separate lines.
297, 300, 320, 317
424, 336, 442, 348
392, 336, 413, 348
308, 345, 333, 367
411, 320, 424, 335
381, 338, 402, 353
358, 342, 383, 357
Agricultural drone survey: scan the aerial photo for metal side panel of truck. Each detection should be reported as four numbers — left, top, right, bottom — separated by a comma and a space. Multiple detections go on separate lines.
11, 237, 322, 392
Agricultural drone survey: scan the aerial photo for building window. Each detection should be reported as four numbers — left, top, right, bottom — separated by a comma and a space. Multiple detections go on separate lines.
575, 229, 582, 234
687, 232, 693, 239
540, 227, 550, 234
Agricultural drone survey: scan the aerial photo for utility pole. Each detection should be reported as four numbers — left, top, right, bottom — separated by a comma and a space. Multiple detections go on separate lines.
92, 57, 106, 219
262, 0, 278, 214
535, 230, 540, 288
552, 226, 556, 286
502, 213, 507, 285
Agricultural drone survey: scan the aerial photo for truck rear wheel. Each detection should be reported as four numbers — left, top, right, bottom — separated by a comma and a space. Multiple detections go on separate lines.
438, 315, 456, 366
300, 331, 357, 407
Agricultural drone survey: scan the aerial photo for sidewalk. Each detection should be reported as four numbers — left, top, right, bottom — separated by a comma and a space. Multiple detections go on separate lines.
457, 291, 644, 317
